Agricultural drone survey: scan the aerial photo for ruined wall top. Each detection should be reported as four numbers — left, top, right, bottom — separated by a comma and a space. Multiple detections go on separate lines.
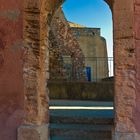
70, 26, 101, 37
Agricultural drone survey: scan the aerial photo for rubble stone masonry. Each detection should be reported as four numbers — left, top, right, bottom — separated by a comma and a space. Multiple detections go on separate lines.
0, 0, 140, 140
49, 8, 85, 81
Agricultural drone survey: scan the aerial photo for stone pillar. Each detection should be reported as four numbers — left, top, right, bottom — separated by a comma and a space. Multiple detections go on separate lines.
134, 0, 140, 138
113, 0, 140, 139
18, 0, 51, 139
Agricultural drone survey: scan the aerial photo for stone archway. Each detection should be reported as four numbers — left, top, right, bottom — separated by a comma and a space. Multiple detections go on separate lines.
18, 0, 140, 140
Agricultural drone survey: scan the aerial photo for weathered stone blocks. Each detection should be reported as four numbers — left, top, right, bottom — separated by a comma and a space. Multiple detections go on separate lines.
113, 132, 140, 140
18, 124, 49, 140
49, 8, 85, 80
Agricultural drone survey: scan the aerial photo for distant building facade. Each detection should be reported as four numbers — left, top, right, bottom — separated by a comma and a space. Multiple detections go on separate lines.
49, 7, 109, 81
69, 22, 109, 81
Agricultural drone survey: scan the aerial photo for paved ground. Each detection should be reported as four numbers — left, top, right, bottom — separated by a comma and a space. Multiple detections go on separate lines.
49, 100, 114, 107
49, 100, 114, 119
49, 100, 114, 140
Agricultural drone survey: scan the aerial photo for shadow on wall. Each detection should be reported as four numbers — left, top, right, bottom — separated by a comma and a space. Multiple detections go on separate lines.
48, 77, 114, 101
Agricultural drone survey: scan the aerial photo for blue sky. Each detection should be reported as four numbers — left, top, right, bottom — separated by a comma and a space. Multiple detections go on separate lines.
62, 0, 113, 57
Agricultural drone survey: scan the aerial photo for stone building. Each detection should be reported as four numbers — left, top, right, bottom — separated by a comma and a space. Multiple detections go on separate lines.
49, 8, 85, 81
69, 23, 109, 81
49, 8, 108, 81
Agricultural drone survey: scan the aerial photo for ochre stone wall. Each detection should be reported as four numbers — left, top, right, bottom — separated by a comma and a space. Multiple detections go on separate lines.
0, 1, 24, 140
70, 26, 108, 81
135, 0, 140, 133
48, 80, 114, 101
49, 8, 85, 80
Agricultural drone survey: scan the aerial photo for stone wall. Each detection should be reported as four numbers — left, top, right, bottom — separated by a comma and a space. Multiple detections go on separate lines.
113, 0, 140, 139
49, 8, 85, 81
0, 1, 24, 140
70, 26, 108, 81
48, 80, 114, 101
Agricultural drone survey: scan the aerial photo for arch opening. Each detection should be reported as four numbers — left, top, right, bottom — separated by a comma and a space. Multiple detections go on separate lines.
20, 0, 139, 140
48, 0, 114, 100
48, 0, 114, 140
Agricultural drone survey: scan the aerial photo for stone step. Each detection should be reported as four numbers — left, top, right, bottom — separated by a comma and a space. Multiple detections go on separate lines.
50, 109, 114, 118
50, 136, 111, 140
50, 123, 112, 139
49, 100, 113, 107
49, 100, 114, 140
50, 109, 114, 125
50, 115, 113, 125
